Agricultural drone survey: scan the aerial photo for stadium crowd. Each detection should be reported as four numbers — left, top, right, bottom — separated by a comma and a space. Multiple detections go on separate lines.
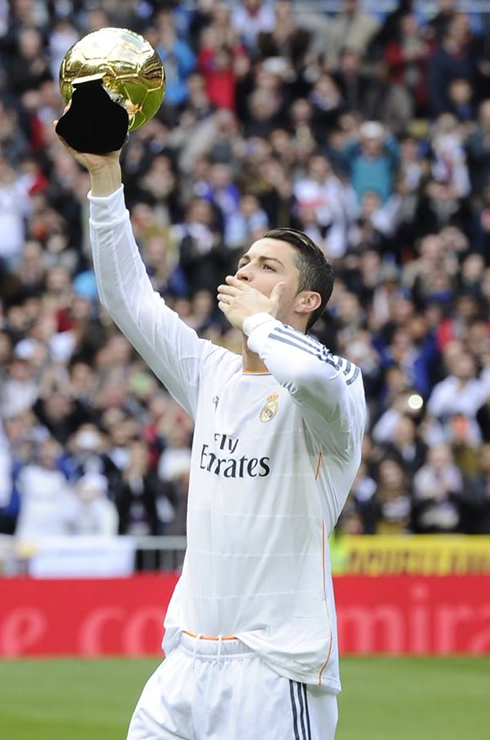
1, 0, 490, 542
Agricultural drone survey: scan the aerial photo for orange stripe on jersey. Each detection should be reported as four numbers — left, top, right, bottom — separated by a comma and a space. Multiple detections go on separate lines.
314, 451, 323, 481
318, 521, 333, 684
242, 371, 272, 375
182, 630, 237, 641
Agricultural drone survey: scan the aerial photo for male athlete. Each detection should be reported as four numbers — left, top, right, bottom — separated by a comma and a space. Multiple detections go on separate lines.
57, 138, 366, 739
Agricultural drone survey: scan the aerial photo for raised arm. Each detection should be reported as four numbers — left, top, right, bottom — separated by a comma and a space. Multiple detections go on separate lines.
56, 145, 217, 418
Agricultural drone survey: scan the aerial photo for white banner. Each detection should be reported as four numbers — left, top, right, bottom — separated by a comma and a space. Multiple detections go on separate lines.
17, 536, 136, 578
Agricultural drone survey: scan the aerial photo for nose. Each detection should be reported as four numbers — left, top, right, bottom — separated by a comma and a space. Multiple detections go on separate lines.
236, 264, 252, 282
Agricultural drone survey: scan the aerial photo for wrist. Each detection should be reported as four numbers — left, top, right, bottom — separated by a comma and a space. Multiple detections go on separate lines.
89, 161, 122, 197
243, 312, 276, 337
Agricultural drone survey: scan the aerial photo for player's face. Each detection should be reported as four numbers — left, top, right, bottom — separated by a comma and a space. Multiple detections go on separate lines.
235, 238, 302, 323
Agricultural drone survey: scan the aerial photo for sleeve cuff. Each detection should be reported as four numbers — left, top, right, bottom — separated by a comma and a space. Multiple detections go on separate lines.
242, 312, 277, 337
88, 185, 127, 226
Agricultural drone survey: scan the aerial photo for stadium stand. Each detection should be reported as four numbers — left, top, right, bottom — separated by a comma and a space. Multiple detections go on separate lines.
1, 0, 490, 547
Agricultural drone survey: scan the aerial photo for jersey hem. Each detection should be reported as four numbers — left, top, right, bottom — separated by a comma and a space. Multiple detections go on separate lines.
250, 655, 341, 694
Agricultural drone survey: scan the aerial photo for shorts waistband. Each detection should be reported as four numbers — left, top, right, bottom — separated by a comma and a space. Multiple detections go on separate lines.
179, 631, 253, 658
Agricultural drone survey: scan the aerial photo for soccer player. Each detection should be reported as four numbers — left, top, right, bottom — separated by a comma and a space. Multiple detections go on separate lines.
58, 142, 366, 740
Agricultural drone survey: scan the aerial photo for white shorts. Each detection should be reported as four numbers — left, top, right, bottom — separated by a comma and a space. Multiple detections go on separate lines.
127, 633, 338, 740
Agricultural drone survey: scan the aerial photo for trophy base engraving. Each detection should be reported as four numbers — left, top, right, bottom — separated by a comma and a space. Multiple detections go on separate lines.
56, 78, 129, 154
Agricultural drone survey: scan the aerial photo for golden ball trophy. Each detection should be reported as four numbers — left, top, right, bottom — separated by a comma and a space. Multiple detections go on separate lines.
56, 27, 166, 153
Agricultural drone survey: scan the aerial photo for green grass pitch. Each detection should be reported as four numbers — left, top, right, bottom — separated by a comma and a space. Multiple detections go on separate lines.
0, 656, 488, 739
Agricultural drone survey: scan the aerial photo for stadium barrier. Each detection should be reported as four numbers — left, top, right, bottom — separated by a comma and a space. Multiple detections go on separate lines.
1, 574, 489, 657
0, 534, 187, 577
2, 534, 490, 577
330, 535, 490, 575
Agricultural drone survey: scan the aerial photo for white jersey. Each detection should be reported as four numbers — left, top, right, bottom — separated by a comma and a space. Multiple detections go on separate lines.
89, 187, 366, 693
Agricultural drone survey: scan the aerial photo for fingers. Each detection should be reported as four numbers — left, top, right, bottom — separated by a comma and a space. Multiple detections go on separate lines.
223, 275, 257, 295
217, 300, 231, 316
225, 275, 247, 287
217, 280, 247, 305
217, 283, 238, 297
270, 282, 286, 304
217, 293, 229, 304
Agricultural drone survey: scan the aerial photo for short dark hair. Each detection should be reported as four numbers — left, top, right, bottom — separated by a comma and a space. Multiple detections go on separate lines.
263, 227, 334, 332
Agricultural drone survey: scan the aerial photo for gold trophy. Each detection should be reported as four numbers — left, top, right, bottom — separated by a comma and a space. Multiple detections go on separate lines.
56, 27, 166, 153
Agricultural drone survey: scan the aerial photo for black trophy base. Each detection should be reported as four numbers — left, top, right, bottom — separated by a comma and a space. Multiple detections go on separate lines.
56, 78, 129, 154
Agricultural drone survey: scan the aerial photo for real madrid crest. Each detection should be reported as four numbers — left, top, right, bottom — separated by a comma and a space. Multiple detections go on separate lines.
260, 393, 279, 423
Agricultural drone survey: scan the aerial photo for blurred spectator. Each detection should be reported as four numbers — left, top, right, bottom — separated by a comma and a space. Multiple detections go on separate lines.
341, 121, 400, 204
158, 427, 192, 486
325, 0, 379, 69
413, 443, 463, 533
225, 193, 269, 251
428, 0, 459, 44
333, 50, 371, 114
463, 443, 490, 533
374, 458, 412, 534
428, 14, 479, 117
33, 389, 92, 445
0, 157, 32, 266
383, 414, 427, 481
164, 458, 191, 537
372, 388, 425, 445
0, 355, 38, 419
47, 19, 79, 82
116, 440, 172, 536
197, 19, 246, 112
362, 60, 414, 137
466, 99, 490, 196
384, 12, 434, 117
178, 197, 229, 295
0, 102, 30, 164
472, 184, 490, 255
204, 163, 240, 233
68, 472, 119, 536
356, 190, 402, 243
308, 75, 345, 139
156, 16, 196, 108
293, 153, 352, 258
9, 26, 52, 95
447, 77, 475, 123
135, 154, 181, 223
430, 113, 471, 197
427, 351, 485, 441
231, 0, 275, 51
15, 437, 73, 540
402, 233, 457, 305
66, 423, 121, 498
257, 0, 311, 69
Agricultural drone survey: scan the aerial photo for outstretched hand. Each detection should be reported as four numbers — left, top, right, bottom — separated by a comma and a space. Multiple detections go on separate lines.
217, 276, 285, 332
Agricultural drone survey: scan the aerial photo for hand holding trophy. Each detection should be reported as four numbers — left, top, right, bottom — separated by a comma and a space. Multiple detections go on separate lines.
56, 27, 166, 154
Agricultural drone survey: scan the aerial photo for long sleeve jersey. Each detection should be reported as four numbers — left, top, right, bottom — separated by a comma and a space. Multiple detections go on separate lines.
89, 186, 366, 692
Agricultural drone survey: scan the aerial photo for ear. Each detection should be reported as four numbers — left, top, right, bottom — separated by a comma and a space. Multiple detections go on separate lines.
294, 291, 322, 318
